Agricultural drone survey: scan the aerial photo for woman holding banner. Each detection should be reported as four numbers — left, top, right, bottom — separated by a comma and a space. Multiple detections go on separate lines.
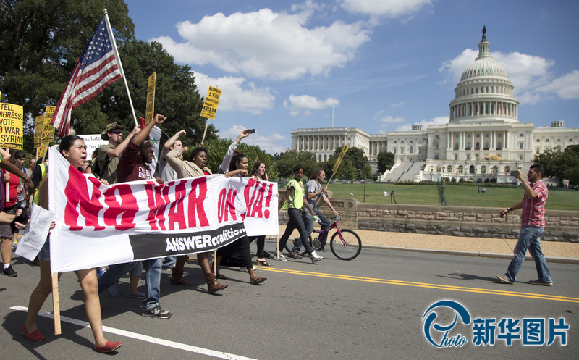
249, 161, 273, 267
165, 138, 227, 294
213, 154, 267, 285
22, 135, 122, 353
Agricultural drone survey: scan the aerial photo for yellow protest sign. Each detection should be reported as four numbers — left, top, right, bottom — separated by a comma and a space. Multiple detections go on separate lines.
38, 143, 49, 159
144, 72, 156, 125
332, 145, 349, 174
0, 103, 23, 149
42, 106, 56, 143
200, 86, 221, 119
34, 115, 45, 148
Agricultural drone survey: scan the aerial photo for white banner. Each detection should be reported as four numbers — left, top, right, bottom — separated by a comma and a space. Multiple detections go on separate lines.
47, 148, 278, 273
78, 134, 107, 161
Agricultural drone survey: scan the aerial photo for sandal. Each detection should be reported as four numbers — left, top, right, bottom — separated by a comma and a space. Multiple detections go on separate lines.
215, 273, 230, 280
250, 276, 267, 285
257, 260, 273, 267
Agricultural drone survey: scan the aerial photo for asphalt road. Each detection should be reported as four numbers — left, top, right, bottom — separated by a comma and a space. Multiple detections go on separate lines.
1, 246, 578, 359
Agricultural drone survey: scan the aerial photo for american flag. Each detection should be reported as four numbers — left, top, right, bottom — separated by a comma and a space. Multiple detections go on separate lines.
51, 17, 122, 137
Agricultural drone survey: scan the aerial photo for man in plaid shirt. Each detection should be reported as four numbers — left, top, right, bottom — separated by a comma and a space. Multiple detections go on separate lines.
496, 164, 552, 286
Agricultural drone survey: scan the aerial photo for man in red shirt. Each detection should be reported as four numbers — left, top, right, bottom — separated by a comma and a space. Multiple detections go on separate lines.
496, 164, 552, 286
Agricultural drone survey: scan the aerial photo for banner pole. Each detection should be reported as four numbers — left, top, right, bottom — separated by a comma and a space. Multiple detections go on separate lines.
103, 9, 138, 128
52, 272, 62, 335
201, 119, 209, 144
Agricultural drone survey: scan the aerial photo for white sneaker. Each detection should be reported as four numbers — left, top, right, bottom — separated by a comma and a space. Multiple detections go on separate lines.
309, 251, 323, 263
275, 251, 288, 261
238, 266, 257, 272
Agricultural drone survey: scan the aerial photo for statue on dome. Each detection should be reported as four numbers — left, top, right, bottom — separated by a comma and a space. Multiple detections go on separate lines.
483, 25, 486, 35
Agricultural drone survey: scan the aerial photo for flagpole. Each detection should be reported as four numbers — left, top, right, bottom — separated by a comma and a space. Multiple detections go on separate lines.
103, 9, 138, 127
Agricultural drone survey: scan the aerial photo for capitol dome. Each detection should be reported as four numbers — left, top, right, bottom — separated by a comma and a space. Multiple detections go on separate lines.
460, 28, 509, 81
449, 26, 519, 123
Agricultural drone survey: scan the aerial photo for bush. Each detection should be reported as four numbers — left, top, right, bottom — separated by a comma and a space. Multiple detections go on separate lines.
484, 178, 490, 183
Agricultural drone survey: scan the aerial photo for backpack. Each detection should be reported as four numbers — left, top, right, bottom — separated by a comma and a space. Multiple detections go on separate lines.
90, 147, 111, 179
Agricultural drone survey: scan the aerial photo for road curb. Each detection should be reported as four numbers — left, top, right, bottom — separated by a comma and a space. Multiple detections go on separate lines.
362, 244, 579, 265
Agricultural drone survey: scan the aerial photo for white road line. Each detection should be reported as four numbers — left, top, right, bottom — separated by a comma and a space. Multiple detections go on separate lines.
11, 306, 256, 360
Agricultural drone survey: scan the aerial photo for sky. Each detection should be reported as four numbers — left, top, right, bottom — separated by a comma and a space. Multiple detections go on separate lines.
123, 0, 579, 154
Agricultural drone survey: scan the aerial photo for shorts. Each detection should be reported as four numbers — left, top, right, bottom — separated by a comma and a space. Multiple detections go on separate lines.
37, 236, 50, 261
0, 206, 18, 238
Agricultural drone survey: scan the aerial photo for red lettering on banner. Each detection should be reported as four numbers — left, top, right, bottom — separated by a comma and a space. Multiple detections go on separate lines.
187, 177, 209, 227
217, 188, 227, 222
264, 183, 273, 219
102, 184, 138, 230
145, 183, 159, 230
250, 182, 265, 218
64, 168, 104, 230
243, 178, 257, 217
227, 188, 237, 221
167, 180, 187, 230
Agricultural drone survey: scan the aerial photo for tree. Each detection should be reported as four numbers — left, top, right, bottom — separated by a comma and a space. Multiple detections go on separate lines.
377, 151, 395, 174
75, 39, 215, 147
1, 0, 134, 119
203, 137, 276, 178
534, 148, 579, 186
273, 150, 318, 178
1, 1, 218, 153
324, 146, 371, 180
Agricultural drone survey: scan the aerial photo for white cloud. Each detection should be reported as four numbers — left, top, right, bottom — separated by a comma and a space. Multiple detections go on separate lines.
391, 101, 404, 107
284, 94, 339, 116
341, 0, 433, 17
194, 72, 275, 114
537, 70, 579, 100
220, 125, 287, 154
439, 49, 558, 104
152, 7, 372, 80
396, 116, 448, 131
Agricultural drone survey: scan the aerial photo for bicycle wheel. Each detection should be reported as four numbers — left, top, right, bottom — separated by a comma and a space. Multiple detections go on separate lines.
330, 229, 362, 260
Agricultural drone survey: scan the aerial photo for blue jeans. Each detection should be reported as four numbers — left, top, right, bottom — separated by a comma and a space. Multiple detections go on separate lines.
505, 226, 551, 283
142, 258, 162, 310
279, 208, 313, 254
97, 262, 135, 293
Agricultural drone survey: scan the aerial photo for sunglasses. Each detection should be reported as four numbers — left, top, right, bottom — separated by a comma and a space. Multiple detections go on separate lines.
110, 130, 123, 134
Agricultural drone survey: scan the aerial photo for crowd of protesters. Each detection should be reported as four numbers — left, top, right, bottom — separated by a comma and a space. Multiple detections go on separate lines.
5, 114, 336, 353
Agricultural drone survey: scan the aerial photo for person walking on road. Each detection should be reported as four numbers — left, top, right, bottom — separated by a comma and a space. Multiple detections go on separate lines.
496, 164, 553, 286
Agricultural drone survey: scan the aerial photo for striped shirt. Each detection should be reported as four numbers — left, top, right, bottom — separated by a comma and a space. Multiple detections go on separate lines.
521, 180, 548, 228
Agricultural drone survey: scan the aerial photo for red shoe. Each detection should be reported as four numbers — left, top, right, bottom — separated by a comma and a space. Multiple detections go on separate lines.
22, 324, 45, 342
95, 340, 122, 353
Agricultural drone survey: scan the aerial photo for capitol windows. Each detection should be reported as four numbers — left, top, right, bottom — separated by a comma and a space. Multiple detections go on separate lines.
401, 147, 405, 154
481, 166, 487, 174
520, 155, 524, 160
447, 165, 453, 173
476, 87, 479, 94
410, 146, 414, 154
457, 165, 463, 174
519, 142, 524, 149
519, 133, 524, 137
536, 148, 540, 154
393, 148, 397, 154
454, 154, 458, 160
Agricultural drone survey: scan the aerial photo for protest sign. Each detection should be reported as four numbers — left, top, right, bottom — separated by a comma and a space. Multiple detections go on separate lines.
34, 115, 45, 148
46, 148, 278, 273
0, 103, 23, 149
78, 134, 108, 161
43, 106, 56, 144
200, 86, 221, 119
144, 72, 156, 125
332, 145, 349, 174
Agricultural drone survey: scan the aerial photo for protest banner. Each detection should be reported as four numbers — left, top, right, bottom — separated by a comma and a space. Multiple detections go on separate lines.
78, 134, 108, 161
34, 115, 45, 148
46, 147, 278, 274
328, 145, 349, 184
144, 72, 156, 125
0, 103, 23, 149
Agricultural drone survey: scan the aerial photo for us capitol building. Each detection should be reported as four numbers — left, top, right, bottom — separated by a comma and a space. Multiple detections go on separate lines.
291, 28, 579, 183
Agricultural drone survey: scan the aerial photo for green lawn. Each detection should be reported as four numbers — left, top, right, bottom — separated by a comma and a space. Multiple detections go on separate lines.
322, 183, 579, 211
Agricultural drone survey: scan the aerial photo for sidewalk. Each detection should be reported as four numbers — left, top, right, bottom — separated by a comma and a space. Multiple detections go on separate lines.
277, 226, 579, 265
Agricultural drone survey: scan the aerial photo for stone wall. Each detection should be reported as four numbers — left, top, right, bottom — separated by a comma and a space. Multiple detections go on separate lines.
278, 191, 579, 242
